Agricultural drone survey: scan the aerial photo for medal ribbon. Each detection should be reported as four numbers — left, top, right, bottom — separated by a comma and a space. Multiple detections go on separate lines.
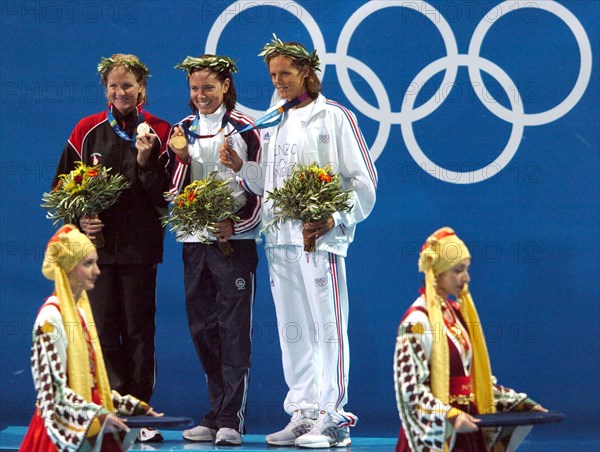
107, 105, 146, 148
234, 91, 311, 135
179, 111, 232, 144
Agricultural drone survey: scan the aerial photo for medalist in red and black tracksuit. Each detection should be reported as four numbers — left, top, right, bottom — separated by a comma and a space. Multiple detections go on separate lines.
52, 105, 170, 402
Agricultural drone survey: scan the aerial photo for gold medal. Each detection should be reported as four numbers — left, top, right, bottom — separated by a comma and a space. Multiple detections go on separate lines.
171, 135, 188, 150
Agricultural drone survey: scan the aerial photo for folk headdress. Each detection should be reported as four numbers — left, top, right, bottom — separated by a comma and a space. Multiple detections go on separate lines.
42, 225, 114, 411
419, 227, 495, 414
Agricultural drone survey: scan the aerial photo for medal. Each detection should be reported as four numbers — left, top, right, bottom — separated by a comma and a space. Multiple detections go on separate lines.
171, 135, 188, 150
137, 122, 151, 136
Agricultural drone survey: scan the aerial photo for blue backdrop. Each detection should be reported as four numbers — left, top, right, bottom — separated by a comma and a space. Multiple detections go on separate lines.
1, 0, 598, 441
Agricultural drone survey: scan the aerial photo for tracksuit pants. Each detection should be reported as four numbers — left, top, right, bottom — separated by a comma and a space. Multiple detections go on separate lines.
89, 263, 158, 402
266, 247, 357, 427
183, 240, 258, 432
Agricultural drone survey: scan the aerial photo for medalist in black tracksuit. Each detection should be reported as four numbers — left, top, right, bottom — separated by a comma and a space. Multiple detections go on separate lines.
166, 105, 261, 433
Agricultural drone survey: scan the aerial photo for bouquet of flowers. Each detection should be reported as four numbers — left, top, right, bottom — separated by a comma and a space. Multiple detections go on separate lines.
266, 163, 353, 252
41, 161, 130, 248
163, 172, 240, 255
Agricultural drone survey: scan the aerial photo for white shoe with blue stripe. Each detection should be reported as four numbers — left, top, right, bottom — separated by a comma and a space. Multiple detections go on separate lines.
295, 410, 351, 448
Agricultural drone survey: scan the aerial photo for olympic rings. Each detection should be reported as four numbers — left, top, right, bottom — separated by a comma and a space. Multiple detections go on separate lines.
205, 1, 592, 184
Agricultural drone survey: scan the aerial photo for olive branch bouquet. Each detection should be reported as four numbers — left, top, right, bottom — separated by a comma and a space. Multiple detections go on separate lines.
41, 161, 131, 248
162, 172, 240, 255
266, 163, 353, 252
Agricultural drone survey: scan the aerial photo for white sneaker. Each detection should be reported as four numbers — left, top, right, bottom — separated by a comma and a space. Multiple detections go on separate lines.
182, 424, 217, 442
266, 410, 316, 446
136, 427, 164, 443
215, 427, 242, 446
295, 411, 351, 448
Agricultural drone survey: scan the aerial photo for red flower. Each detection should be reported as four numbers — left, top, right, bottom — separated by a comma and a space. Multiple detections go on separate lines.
318, 173, 333, 183
87, 169, 99, 178
177, 201, 183, 207
74, 175, 83, 184
188, 191, 195, 202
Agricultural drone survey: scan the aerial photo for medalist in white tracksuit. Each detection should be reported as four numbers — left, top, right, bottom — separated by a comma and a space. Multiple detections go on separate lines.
238, 93, 377, 426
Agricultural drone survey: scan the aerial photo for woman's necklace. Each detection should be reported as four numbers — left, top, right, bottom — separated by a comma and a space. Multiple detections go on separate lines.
441, 301, 470, 351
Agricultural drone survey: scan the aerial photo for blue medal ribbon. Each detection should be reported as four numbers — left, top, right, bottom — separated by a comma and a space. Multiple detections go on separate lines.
179, 111, 232, 144
234, 91, 311, 135
107, 106, 146, 148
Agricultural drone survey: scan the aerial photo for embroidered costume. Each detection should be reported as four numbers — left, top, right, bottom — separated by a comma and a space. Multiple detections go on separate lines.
20, 226, 153, 452
394, 228, 541, 451
21, 298, 150, 452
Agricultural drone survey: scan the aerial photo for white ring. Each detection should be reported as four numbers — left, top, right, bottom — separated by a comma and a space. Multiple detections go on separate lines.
336, 1, 460, 124
324, 53, 391, 161
205, 1, 326, 120
468, 0, 592, 126
401, 55, 524, 184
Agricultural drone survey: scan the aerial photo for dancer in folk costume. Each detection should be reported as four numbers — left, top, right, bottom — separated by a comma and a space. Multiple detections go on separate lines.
394, 227, 547, 451
20, 225, 162, 452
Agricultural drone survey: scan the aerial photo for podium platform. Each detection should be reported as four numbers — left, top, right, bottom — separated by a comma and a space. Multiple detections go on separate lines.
0, 427, 400, 452
2, 412, 593, 452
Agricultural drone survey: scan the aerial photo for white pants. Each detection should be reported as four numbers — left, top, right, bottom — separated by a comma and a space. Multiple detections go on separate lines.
266, 246, 357, 427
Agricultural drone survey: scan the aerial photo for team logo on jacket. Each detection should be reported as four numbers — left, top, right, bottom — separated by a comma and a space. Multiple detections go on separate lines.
263, 132, 270, 142
91, 153, 102, 165
270, 277, 275, 287
319, 134, 330, 144
314, 277, 327, 288
235, 278, 246, 290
